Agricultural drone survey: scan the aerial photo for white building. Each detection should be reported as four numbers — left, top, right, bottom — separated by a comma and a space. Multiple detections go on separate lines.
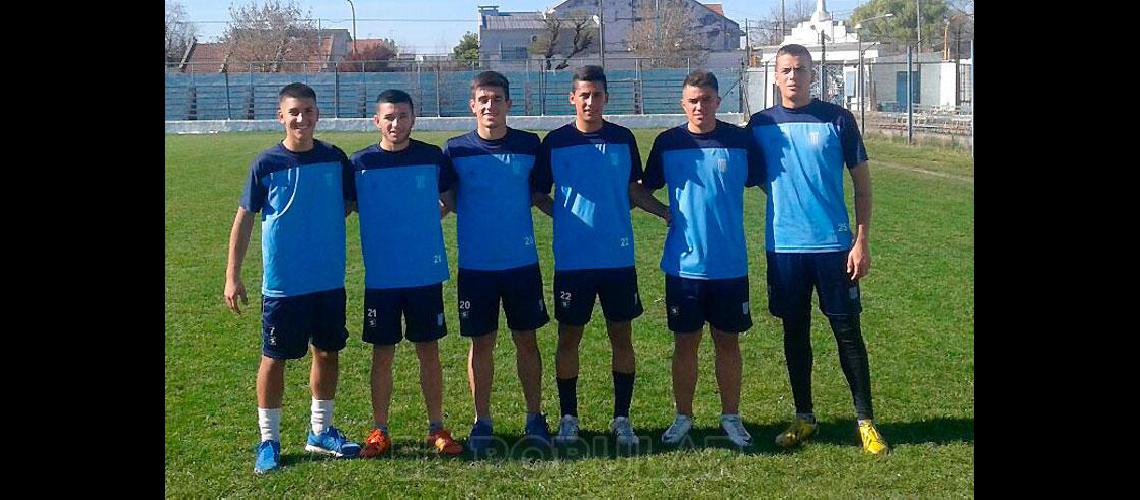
746, 0, 971, 115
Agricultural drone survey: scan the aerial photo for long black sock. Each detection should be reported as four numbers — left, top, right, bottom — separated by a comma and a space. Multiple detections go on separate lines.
613, 371, 635, 419
557, 376, 578, 417
782, 314, 814, 415
829, 315, 874, 420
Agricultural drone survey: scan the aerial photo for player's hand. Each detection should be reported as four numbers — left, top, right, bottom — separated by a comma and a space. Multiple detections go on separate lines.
847, 240, 871, 282
225, 278, 249, 314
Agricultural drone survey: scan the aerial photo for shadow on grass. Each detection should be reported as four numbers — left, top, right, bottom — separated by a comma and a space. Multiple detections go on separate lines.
271, 417, 972, 465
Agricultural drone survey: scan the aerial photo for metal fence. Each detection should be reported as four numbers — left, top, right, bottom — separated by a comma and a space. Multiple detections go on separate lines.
164, 56, 748, 121
744, 53, 973, 145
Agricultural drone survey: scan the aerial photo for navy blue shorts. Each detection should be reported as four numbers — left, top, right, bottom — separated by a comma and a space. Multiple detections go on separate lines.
766, 251, 862, 319
362, 283, 447, 345
553, 266, 643, 326
457, 264, 550, 337
261, 288, 349, 360
664, 275, 752, 333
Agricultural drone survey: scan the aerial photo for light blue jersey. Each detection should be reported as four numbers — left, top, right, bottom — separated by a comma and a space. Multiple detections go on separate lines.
642, 121, 764, 280
441, 128, 541, 271
239, 140, 350, 298
532, 121, 642, 271
350, 139, 449, 289
748, 99, 868, 253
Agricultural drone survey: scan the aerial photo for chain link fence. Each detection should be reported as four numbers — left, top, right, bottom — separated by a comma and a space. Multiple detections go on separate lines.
744, 55, 973, 146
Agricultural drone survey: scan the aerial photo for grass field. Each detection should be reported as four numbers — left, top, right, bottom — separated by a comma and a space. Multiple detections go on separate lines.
165, 128, 973, 497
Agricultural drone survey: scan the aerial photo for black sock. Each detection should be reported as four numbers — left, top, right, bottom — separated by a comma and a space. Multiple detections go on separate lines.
557, 376, 578, 417
783, 314, 814, 415
829, 315, 874, 420
613, 371, 635, 419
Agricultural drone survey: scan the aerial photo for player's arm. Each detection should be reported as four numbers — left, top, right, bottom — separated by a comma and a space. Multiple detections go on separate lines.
532, 192, 553, 217
440, 188, 457, 218
629, 183, 670, 224
224, 207, 256, 314
847, 161, 872, 281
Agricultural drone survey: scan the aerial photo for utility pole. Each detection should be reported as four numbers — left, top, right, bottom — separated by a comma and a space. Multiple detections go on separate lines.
916, 0, 922, 51
598, 0, 606, 70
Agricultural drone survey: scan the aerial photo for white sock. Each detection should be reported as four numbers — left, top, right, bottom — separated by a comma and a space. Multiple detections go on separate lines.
311, 399, 335, 434
258, 407, 281, 443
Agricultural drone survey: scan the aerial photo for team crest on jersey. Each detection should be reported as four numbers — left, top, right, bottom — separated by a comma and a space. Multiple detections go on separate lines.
717, 158, 728, 173
416, 175, 426, 189
808, 131, 821, 146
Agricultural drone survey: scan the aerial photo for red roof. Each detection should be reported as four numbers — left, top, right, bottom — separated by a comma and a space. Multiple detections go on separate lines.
704, 3, 724, 16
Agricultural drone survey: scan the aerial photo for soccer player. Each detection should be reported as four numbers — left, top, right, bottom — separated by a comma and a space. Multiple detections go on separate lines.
642, 70, 764, 448
439, 71, 552, 455
530, 65, 670, 448
748, 43, 888, 455
223, 83, 361, 475
348, 89, 463, 458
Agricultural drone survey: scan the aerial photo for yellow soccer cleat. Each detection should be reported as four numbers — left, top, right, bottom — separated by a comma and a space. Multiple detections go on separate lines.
858, 420, 890, 455
775, 417, 818, 449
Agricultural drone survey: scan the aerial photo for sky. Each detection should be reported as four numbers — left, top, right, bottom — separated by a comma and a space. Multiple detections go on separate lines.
175, 0, 868, 54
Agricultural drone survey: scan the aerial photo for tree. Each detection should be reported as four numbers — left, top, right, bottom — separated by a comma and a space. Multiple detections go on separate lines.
528, 10, 596, 70
627, 0, 704, 68
165, 1, 198, 65
453, 32, 480, 63
338, 39, 399, 72
850, 0, 949, 51
943, 0, 973, 59
220, 0, 321, 72
749, 0, 814, 47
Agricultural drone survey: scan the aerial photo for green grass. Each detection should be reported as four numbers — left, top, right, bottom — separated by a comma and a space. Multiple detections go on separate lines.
166, 128, 973, 496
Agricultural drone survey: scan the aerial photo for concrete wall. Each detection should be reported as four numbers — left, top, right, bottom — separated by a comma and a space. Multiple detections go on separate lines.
165, 113, 748, 134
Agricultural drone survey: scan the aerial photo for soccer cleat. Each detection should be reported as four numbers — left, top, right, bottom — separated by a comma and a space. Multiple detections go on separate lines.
720, 414, 753, 447
554, 414, 580, 445
425, 428, 464, 456
253, 440, 280, 474
858, 420, 890, 455
524, 413, 552, 447
467, 421, 494, 456
775, 417, 819, 449
611, 416, 639, 447
661, 414, 693, 445
305, 426, 361, 458
359, 427, 392, 458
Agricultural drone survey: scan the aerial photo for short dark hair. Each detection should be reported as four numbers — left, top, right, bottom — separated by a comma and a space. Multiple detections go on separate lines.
571, 65, 607, 93
682, 70, 718, 93
279, 82, 316, 102
776, 44, 813, 65
471, 70, 511, 101
376, 89, 415, 112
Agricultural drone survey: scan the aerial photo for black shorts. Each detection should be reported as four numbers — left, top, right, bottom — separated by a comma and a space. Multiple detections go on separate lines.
766, 251, 862, 319
362, 283, 447, 345
664, 275, 752, 333
457, 264, 550, 337
553, 267, 643, 326
261, 288, 349, 360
